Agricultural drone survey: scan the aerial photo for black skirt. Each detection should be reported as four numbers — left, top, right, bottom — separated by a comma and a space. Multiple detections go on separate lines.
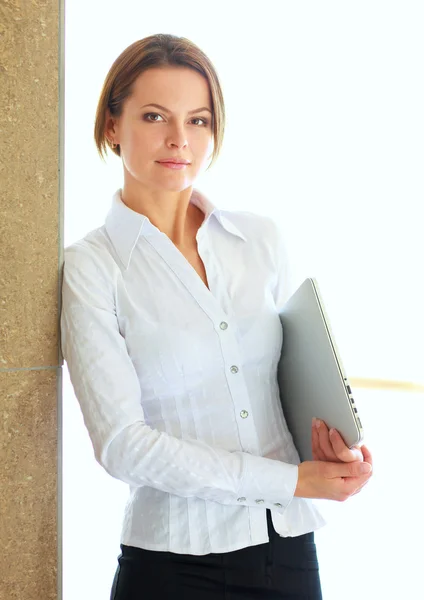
110, 509, 322, 599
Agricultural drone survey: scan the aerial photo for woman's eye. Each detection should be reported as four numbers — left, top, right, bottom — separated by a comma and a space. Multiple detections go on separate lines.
144, 113, 208, 126
191, 117, 209, 126
144, 113, 163, 122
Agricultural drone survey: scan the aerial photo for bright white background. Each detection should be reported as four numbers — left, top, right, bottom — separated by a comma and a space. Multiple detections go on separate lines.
63, 2, 424, 599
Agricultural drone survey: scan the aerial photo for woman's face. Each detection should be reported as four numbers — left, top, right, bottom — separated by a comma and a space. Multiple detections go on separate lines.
108, 66, 214, 192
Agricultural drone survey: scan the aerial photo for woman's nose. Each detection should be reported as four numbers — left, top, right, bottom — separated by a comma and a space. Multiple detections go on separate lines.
166, 124, 188, 148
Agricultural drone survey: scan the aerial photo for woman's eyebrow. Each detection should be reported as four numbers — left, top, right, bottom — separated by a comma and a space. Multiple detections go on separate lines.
141, 103, 212, 115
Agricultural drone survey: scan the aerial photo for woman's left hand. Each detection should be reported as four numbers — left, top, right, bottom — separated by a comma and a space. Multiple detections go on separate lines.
311, 418, 364, 463
311, 418, 373, 496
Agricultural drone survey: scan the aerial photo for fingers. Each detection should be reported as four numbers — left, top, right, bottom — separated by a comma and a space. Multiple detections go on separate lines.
311, 418, 339, 462
349, 446, 373, 497
329, 428, 363, 462
324, 459, 372, 480
345, 468, 373, 496
296, 460, 373, 501
324, 456, 373, 501
317, 420, 338, 461
312, 419, 362, 463
311, 419, 332, 461
360, 444, 373, 467
311, 424, 326, 461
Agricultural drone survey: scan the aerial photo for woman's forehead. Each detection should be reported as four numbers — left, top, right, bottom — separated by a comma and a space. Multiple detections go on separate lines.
130, 67, 212, 105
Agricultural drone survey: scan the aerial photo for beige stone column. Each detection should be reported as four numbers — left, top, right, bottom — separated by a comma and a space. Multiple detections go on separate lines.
0, 1, 64, 598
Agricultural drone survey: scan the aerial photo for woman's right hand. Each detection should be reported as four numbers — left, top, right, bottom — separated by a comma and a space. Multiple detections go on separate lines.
294, 457, 373, 501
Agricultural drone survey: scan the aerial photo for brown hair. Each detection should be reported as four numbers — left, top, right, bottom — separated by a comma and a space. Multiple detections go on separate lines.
94, 33, 225, 169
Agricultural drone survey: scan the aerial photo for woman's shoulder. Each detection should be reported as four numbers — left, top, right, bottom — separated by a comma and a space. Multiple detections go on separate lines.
63, 225, 118, 279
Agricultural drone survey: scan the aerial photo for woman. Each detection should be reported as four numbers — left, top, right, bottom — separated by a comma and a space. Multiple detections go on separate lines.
60, 33, 372, 599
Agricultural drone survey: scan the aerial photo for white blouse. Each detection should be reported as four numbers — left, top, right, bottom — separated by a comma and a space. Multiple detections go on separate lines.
60, 187, 325, 555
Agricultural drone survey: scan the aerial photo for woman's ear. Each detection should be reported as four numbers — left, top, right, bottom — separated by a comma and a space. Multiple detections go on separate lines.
104, 109, 119, 143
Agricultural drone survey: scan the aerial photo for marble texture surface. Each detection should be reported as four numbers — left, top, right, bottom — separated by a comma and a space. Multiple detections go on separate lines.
0, 0, 61, 598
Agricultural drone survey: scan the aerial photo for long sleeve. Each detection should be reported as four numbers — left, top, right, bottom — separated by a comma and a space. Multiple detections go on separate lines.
60, 243, 299, 514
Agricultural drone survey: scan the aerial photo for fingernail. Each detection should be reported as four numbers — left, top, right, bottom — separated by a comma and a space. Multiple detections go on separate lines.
360, 463, 372, 474
329, 428, 336, 436
313, 418, 320, 428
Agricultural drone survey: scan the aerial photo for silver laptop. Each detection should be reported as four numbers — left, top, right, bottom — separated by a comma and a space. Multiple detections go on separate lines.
277, 277, 364, 462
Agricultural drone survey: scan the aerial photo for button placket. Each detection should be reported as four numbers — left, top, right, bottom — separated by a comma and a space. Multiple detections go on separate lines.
230, 368, 250, 422
214, 310, 261, 456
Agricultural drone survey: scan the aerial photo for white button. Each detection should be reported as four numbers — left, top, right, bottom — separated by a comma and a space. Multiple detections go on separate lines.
255, 499, 265, 504
240, 410, 249, 419
237, 497, 246, 502
220, 321, 228, 330
230, 365, 239, 374
274, 503, 283, 508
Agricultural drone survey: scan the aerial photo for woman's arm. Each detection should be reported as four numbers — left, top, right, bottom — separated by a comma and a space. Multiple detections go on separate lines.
60, 243, 299, 514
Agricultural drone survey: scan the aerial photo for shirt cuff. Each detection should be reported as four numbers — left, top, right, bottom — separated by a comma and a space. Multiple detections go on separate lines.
235, 454, 299, 513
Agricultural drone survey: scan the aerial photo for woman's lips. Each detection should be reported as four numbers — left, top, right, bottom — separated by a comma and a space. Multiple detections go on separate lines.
156, 161, 189, 170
